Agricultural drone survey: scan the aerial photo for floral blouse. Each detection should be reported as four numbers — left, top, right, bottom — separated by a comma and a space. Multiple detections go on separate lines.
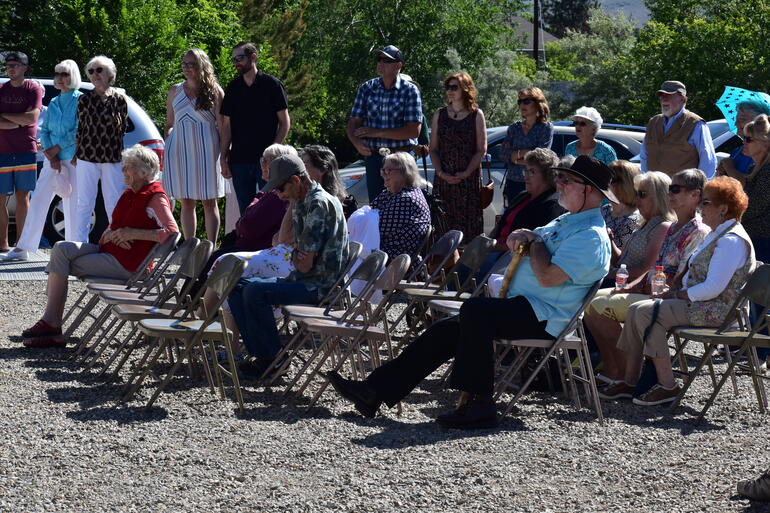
653, 216, 710, 283
601, 203, 642, 250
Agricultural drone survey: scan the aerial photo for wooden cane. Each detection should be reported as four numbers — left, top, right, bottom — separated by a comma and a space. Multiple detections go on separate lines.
498, 243, 529, 299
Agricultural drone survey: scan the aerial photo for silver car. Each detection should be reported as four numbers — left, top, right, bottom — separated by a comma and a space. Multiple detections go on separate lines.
339, 124, 645, 231
2, 78, 164, 244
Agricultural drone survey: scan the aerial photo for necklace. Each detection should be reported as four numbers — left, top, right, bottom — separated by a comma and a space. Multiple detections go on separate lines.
448, 104, 466, 119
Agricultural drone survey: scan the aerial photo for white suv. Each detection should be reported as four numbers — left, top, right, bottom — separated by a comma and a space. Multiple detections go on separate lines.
2, 78, 164, 244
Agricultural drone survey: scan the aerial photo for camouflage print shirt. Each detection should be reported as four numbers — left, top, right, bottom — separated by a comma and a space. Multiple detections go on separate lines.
286, 181, 349, 298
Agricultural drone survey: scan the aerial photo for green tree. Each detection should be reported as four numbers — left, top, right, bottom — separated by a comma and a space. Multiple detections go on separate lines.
542, 0, 600, 37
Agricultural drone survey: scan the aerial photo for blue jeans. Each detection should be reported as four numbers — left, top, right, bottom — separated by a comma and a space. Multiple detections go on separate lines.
228, 277, 320, 361
230, 162, 266, 215
364, 153, 385, 203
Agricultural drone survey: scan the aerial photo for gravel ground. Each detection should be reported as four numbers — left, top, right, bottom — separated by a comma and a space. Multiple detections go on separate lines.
1, 278, 769, 513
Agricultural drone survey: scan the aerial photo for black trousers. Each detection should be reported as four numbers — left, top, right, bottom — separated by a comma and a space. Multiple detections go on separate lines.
367, 296, 552, 407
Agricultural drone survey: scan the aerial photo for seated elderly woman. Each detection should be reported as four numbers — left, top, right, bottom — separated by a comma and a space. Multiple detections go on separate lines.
21, 145, 179, 348
564, 106, 618, 165
481, 148, 565, 278
369, 152, 430, 260
585, 168, 710, 387
602, 160, 642, 252
327, 156, 612, 428
600, 177, 755, 406
605, 170, 674, 286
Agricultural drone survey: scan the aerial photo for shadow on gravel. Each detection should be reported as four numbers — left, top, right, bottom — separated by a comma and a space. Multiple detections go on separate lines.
730, 494, 770, 513
65, 405, 169, 424
348, 415, 527, 449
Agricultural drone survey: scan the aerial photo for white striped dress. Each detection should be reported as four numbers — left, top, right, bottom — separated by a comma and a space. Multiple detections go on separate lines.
162, 83, 224, 200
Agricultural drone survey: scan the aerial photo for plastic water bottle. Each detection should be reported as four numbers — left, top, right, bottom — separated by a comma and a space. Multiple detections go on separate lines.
651, 265, 667, 296
615, 264, 629, 289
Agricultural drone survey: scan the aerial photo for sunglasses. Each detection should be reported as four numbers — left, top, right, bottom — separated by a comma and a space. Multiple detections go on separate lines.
555, 174, 586, 186
53, 72, 70, 78
573, 121, 589, 127
181, 62, 197, 69
87, 67, 104, 75
636, 190, 649, 199
517, 98, 534, 106
231, 54, 249, 63
444, 84, 459, 91
668, 184, 697, 194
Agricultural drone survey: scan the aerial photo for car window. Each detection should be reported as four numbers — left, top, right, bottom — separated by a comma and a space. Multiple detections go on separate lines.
488, 138, 506, 169
715, 134, 742, 155
550, 134, 569, 156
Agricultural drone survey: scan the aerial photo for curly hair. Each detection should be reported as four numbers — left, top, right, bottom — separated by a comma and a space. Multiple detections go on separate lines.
518, 86, 550, 122
704, 176, 749, 221
122, 144, 160, 182
444, 72, 478, 112
184, 49, 219, 112
523, 148, 559, 187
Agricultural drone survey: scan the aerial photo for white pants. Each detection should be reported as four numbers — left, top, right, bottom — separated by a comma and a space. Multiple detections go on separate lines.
74, 160, 124, 242
15, 159, 78, 251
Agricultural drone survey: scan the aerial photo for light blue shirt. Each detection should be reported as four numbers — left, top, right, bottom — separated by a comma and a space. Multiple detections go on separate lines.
39, 89, 82, 160
640, 108, 717, 177
506, 208, 611, 336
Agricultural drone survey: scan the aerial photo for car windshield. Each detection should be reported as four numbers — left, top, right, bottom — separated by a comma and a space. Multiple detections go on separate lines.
707, 119, 730, 139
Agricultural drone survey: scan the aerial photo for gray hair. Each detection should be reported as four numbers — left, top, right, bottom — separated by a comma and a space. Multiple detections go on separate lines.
263, 143, 298, 159
635, 171, 675, 222
85, 55, 117, 86
672, 168, 706, 192
384, 152, 421, 188
55, 59, 81, 90
122, 144, 160, 182
523, 148, 559, 187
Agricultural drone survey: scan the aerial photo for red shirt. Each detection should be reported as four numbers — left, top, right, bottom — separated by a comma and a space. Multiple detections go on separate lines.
0, 80, 43, 154
497, 196, 532, 245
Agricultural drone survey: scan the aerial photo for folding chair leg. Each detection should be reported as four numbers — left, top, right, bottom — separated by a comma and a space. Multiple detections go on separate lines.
103, 331, 145, 382
82, 318, 129, 371
64, 294, 101, 339
282, 334, 329, 398
695, 344, 759, 424
122, 338, 164, 400
76, 315, 122, 366
670, 342, 717, 411
144, 340, 195, 411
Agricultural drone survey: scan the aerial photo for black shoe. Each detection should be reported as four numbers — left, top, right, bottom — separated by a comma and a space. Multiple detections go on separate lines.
436, 398, 499, 430
238, 358, 270, 381
327, 371, 381, 418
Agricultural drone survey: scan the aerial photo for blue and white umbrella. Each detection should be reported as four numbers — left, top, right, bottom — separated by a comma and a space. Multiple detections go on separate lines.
715, 86, 770, 135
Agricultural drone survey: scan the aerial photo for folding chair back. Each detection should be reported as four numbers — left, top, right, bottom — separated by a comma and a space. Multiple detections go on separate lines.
316, 241, 363, 306
404, 229, 463, 284
410, 225, 433, 262
324, 250, 388, 317
200, 254, 247, 313
444, 234, 496, 292
374, 254, 411, 292
126, 232, 182, 286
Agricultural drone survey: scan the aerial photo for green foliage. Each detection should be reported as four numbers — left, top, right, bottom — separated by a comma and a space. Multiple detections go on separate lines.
542, 0, 600, 37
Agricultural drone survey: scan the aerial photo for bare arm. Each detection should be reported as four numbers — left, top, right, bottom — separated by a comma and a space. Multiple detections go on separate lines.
220, 115, 232, 179
353, 121, 421, 141
164, 85, 175, 138
346, 117, 371, 156
0, 115, 18, 129
2, 108, 40, 126
274, 109, 290, 143
462, 110, 487, 177
428, 111, 442, 175
273, 202, 295, 246
292, 250, 316, 273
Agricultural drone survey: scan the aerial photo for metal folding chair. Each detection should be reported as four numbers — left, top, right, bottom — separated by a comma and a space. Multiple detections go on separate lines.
669, 264, 770, 423
493, 280, 605, 423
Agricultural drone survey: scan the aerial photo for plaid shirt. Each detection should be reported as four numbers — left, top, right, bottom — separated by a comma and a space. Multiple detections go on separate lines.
350, 75, 422, 149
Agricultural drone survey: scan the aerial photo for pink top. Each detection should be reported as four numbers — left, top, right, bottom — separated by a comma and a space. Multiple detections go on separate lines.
0, 80, 43, 154
145, 193, 179, 243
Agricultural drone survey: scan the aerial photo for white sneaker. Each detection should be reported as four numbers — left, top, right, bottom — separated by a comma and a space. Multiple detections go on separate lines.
2, 248, 29, 261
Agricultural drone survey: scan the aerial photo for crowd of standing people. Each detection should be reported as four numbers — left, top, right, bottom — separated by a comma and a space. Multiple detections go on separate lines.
2, 42, 769, 502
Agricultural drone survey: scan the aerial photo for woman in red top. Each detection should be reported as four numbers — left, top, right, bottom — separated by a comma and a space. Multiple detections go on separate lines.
21, 145, 179, 348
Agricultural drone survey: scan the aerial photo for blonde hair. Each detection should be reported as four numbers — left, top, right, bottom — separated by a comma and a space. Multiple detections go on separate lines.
635, 171, 675, 222
743, 113, 770, 172
609, 160, 640, 207
184, 49, 220, 111
384, 152, 421, 188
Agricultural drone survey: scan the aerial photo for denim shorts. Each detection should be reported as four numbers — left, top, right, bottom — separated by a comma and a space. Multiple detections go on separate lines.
0, 153, 37, 194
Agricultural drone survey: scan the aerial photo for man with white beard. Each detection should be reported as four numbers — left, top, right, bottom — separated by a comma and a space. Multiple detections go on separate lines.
640, 80, 716, 178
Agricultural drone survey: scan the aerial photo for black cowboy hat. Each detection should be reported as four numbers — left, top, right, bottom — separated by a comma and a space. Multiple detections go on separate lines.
552, 155, 618, 204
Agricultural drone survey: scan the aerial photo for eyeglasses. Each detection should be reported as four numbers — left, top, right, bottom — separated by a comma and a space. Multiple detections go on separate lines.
555, 174, 585, 186
517, 98, 534, 106
668, 184, 697, 194
573, 121, 589, 127
53, 72, 70, 78
636, 190, 649, 199
444, 84, 459, 91
5, 63, 22, 69
376, 57, 396, 63
181, 62, 197, 69
232, 54, 249, 63
380, 166, 401, 178
87, 67, 104, 75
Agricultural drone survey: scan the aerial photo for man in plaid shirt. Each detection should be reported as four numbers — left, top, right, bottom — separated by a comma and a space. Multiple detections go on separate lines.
347, 45, 423, 202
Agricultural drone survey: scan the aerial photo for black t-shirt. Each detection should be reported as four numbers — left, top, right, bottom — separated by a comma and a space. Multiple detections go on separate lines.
220, 71, 288, 164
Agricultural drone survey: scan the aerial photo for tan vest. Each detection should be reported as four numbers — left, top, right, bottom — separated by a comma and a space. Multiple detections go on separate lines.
645, 109, 703, 177
685, 221, 755, 326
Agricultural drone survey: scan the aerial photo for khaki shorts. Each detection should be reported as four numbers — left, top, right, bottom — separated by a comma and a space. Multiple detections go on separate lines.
587, 288, 650, 322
